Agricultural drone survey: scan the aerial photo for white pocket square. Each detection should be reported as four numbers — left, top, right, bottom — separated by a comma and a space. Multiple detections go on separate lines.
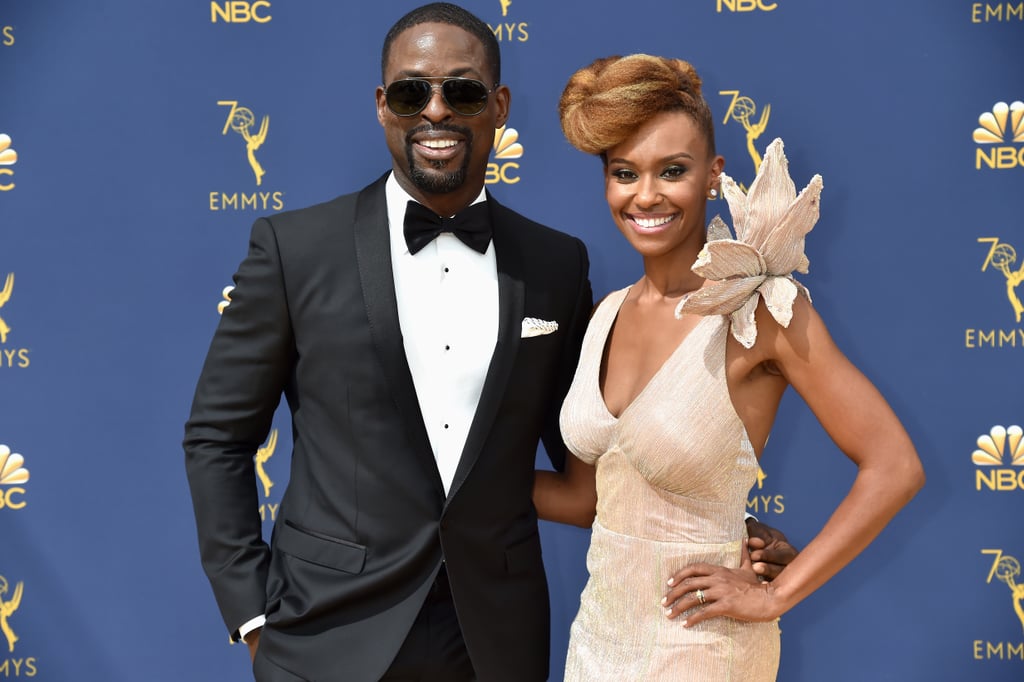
521, 317, 559, 338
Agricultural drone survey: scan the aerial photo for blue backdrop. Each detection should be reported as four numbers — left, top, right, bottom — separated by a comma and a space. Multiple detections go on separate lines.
1, 1, 1022, 680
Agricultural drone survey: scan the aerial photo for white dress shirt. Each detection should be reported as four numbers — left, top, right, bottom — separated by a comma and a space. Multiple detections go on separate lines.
385, 172, 499, 494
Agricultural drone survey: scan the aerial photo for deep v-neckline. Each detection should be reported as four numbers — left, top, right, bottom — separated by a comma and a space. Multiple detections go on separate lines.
598, 287, 711, 421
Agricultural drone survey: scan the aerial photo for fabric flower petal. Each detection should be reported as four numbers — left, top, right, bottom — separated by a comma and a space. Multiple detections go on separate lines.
758, 276, 799, 328
706, 215, 733, 242
684, 137, 818, 348
743, 139, 796, 248
719, 174, 748, 240
759, 174, 823, 274
729, 293, 761, 349
675, 276, 766, 318
691, 240, 766, 281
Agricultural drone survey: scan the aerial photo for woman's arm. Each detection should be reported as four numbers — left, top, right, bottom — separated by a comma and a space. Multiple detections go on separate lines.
665, 296, 925, 624
533, 453, 598, 528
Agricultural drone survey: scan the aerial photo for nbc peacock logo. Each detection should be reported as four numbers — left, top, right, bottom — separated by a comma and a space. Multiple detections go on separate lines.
0, 444, 28, 511
973, 425, 1024, 492
217, 285, 234, 314
0, 133, 16, 191
486, 124, 523, 185
973, 100, 1024, 170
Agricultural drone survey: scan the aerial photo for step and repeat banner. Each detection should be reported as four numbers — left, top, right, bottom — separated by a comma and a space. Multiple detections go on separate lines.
1, 1, 1021, 680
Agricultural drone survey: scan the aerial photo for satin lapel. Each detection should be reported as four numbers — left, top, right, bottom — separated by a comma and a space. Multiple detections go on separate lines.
446, 196, 525, 503
353, 174, 444, 496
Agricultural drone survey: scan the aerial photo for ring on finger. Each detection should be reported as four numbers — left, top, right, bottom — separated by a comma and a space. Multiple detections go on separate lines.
695, 588, 706, 606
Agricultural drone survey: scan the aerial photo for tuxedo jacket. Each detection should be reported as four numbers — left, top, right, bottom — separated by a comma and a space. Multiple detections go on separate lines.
184, 174, 592, 681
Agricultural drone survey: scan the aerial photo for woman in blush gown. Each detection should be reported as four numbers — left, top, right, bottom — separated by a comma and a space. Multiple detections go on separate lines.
533, 54, 924, 681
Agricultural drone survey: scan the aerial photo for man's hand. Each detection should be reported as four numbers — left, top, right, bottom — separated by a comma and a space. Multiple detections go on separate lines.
745, 518, 798, 581
243, 627, 262, 663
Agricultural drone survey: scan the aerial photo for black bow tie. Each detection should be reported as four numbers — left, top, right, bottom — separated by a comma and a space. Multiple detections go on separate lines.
403, 200, 492, 255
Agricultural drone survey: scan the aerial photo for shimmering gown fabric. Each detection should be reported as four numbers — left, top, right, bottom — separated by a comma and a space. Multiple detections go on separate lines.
559, 286, 781, 681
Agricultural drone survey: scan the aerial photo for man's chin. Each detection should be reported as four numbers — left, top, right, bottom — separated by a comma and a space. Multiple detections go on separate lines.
410, 165, 466, 195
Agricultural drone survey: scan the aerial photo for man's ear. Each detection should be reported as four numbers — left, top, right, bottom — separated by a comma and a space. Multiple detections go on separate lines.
375, 86, 388, 127
493, 84, 511, 129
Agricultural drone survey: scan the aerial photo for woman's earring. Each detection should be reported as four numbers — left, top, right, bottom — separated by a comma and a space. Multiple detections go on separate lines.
708, 188, 718, 199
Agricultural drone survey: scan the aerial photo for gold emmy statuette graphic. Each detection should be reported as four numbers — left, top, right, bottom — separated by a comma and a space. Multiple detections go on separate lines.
500, 0, 512, 16
217, 285, 235, 315
219, 101, 269, 186
0, 575, 23, 653
984, 550, 1024, 634
255, 429, 277, 498
0, 273, 12, 343
719, 91, 771, 175
755, 466, 767, 490
978, 238, 1024, 323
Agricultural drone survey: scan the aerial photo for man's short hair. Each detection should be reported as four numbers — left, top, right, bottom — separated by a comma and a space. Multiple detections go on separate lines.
381, 2, 501, 85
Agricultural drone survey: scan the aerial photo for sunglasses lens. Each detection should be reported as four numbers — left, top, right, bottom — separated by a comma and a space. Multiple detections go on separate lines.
386, 80, 432, 116
442, 79, 490, 115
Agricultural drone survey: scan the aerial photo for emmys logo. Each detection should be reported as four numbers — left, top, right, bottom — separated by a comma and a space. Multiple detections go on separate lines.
0, 576, 23, 653
0, 272, 31, 369
975, 549, 1024, 660
746, 466, 784, 514
256, 430, 279, 521
979, 238, 1024, 323
0, 133, 17, 191
0, 445, 28, 511
965, 238, 1024, 349
718, 91, 771, 186
0, 273, 13, 344
210, 1, 271, 23
971, 3, 1024, 22
210, 101, 284, 212
217, 285, 234, 314
717, 0, 778, 11
2, 26, 13, 46
489, 0, 528, 42
0, 574, 35, 676
974, 101, 1024, 169
973, 425, 1024, 491
485, 125, 523, 185
219, 101, 268, 185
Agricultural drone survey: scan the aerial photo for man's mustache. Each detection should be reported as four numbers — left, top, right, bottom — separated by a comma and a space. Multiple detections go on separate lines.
406, 123, 473, 143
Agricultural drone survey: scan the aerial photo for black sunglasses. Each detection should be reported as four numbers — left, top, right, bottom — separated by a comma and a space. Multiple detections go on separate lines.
383, 77, 497, 117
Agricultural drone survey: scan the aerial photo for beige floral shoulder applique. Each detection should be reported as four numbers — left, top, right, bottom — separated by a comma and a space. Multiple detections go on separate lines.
675, 138, 824, 349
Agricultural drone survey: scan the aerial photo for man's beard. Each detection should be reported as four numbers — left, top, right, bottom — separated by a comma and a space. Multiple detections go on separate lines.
405, 126, 474, 195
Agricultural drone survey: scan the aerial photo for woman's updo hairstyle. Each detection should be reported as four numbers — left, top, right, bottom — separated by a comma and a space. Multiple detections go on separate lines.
559, 54, 716, 158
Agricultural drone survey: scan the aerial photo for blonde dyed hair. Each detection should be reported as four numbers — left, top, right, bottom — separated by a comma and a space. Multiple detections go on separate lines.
559, 54, 716, 158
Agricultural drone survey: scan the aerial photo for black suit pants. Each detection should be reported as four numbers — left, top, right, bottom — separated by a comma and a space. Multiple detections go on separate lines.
379, 565, 476, 681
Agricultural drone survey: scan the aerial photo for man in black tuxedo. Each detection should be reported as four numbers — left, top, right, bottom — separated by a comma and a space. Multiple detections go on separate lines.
184, 4, 794, 681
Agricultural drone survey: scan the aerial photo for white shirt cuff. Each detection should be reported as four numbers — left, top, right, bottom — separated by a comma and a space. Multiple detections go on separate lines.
237, 615, 266, 642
